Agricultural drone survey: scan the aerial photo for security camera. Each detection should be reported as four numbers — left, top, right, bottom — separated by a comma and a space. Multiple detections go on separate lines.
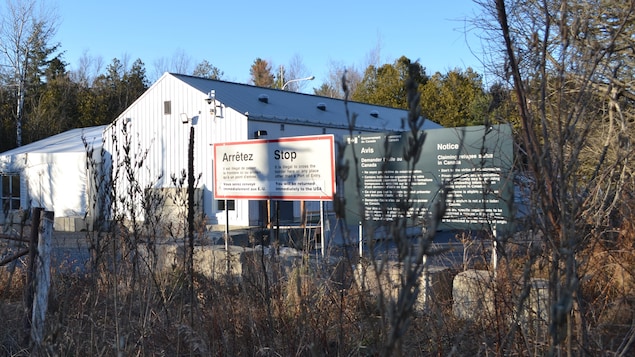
205, 90, 215, 105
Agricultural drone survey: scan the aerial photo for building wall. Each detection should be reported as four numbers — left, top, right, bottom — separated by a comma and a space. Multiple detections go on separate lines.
105, 74, 251, 227
0, 152, 91, 229
24, 152, 88, 217
102, 73, 438, 230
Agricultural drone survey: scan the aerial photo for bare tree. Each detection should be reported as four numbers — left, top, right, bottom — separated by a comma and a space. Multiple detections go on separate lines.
69, 51, 104, 88
364, 33, 384, 69
477, 0, 635, 354
317, 60, 362, 99
283, 54, 312, 92
151, 48, 193, 81
0, 0, 58, 147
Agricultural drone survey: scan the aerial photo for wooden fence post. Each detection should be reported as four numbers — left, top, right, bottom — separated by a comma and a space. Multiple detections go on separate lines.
23, 207, 42, 340
30, 210, 54, 348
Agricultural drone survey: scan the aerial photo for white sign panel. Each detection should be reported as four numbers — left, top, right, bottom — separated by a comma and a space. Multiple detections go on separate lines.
213, 135, 335, 200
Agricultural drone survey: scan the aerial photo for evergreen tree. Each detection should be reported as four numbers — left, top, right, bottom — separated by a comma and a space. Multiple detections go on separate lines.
78, 58, 148, 126
313, 83, 340, 98
352, 56, 427, 109
26, 57, 79, 141
249, 58, 274, 87
420, 68, 489, 127
192, 60, 223, 80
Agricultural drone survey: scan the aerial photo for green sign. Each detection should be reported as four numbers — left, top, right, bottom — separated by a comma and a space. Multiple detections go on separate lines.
342, 124, 514, 231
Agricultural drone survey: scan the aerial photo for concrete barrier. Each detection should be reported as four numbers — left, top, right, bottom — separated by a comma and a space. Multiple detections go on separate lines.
519, 278, 549, 337
138, 243, 256, 280
452, 270, 550, 335
53, 216, 87, 232
138, 243, 352, 293
452, 269, 495, 321
354, 259, 456, 310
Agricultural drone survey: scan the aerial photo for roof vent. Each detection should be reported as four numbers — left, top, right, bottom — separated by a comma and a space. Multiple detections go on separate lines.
316, 102, 326, 111
258, 94, 269, 103
370, 110, 379, 118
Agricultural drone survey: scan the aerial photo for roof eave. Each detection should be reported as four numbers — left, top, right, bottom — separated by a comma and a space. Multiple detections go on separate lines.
245, 114, 387, 132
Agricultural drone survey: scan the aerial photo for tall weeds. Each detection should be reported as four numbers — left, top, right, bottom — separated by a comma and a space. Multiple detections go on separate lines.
1, 53, 634, 356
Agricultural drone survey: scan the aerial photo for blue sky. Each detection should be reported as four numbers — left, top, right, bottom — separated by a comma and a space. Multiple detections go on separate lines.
54, 0, 487, 89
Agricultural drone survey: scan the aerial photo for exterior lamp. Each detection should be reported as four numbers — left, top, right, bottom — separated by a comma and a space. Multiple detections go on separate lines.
282, 75, 315, 91
180, 113, 189, 124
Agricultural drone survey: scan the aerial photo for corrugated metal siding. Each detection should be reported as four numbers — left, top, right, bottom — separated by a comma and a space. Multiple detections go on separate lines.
106, 74, 251, 226
103, 72, 443, 228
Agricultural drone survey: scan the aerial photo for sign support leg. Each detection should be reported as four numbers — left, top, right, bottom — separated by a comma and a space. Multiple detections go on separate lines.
358, 221, 363, 258
225, 201, 231, 274
320, 201, 325, 256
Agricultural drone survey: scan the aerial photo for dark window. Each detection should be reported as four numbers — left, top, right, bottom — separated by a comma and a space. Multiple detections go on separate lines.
164, 101, 171, 115
1, 175, 20, 211
217, 200, 235, 211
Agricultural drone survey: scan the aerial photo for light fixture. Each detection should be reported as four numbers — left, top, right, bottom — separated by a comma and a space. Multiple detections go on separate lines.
282, 75, 315, 90
255, 130, 268, 138
180, 113, 189, 124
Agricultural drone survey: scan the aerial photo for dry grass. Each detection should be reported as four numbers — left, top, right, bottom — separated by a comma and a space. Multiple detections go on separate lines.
2, 190, 635, 356
0, 222, 631, 356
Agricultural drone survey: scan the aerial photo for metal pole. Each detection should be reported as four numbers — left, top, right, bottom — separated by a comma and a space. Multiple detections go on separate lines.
491, 225, 498, 280
320, 201, 325, 256
225, 201, 229, 251
358, 221, 363, 258
422, 254, 429, 310
275, 201, 280, 252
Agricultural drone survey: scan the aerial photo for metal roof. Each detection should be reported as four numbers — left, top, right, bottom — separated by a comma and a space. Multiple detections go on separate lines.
170, 73, 441, 132
0, 125, 106, 157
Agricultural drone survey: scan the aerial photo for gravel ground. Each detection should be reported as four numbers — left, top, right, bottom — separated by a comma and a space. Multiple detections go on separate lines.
2, 226, 492, 274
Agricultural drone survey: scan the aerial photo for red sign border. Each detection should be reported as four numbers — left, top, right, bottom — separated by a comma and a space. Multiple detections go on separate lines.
213, 134, 336, 200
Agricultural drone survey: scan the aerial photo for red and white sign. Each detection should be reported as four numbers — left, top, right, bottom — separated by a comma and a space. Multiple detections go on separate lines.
213, 135, 335, 200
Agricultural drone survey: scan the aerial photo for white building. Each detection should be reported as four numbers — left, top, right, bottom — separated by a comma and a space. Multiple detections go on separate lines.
1, 72, 441, 230
0, 126, 106, 230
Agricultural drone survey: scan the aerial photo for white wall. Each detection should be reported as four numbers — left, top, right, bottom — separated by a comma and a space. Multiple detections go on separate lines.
24, 152, 88, 217
106, 74, 252, 227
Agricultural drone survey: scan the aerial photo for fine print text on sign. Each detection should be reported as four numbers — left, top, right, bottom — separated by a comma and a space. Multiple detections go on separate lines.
343, 125, 514, 230
213, 135, 335, 200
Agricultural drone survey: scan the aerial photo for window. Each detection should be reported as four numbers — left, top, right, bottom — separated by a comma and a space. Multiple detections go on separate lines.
164, 101, 171, 115
217, 199, 235, 211
1, 174, 20, 212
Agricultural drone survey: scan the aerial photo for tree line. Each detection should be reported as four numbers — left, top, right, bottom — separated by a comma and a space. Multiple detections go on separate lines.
0, 49, 512, 153
1, 0, 635, 354
250, 55, 516, 128
0, 1, 518, 153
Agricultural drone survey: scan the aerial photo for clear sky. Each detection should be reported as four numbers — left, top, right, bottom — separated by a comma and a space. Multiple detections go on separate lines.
54, 0, 486, 90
